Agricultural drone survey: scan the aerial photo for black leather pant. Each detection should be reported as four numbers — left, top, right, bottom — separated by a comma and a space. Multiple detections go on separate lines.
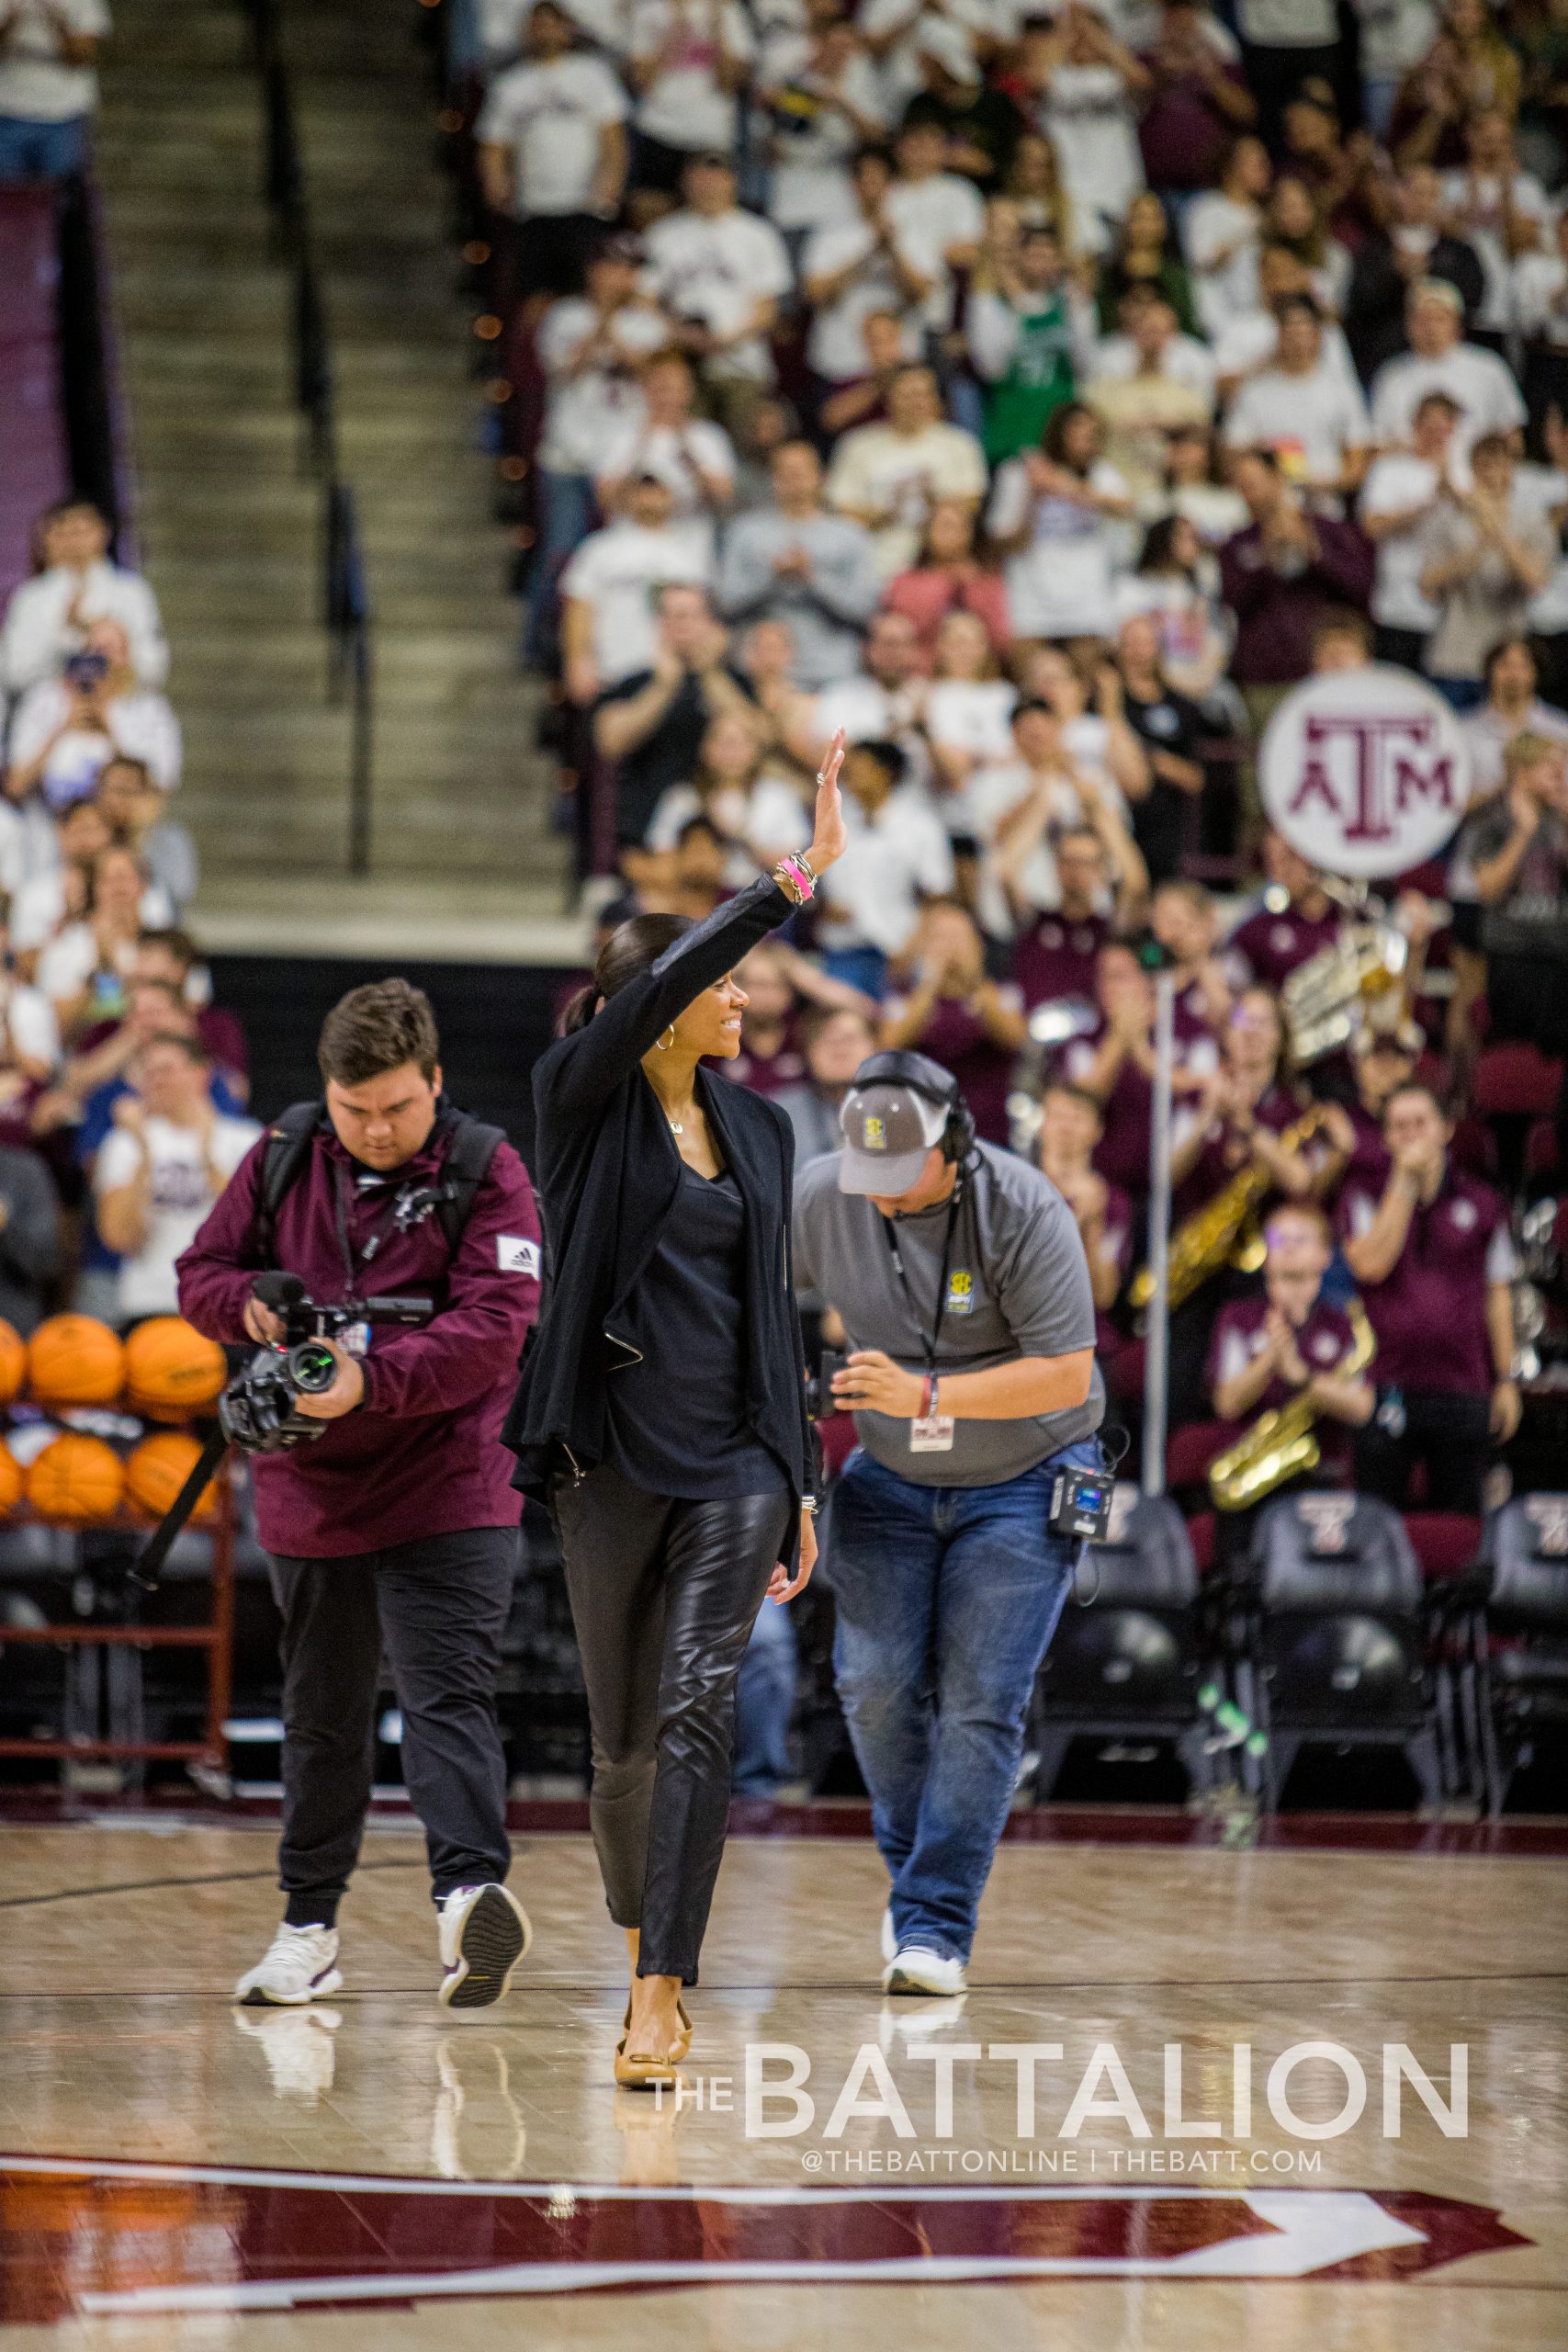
554, 1462, 793, 1984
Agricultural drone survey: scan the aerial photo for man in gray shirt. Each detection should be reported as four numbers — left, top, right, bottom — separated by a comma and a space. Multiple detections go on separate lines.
716, 441, 880, 690
793, 1050, 1103, 1997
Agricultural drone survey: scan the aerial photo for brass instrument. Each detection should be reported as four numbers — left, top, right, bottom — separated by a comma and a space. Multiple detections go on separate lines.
1208, 1299, 1376, 1512
1128, 1104, 1328, 1316
1277, 878, 1416, 1067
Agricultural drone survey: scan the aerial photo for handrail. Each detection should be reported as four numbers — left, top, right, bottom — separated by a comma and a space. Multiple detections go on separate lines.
243, 0, 373, 875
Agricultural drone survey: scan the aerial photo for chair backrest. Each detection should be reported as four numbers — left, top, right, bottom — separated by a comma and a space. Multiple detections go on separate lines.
1082, 1487, 1199, 1609
1486, 1494, 1568, 1628
1256, 1492, 1424, 1615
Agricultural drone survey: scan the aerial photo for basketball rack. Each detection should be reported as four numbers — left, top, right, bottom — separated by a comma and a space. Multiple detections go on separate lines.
0, 1476, 235, 1771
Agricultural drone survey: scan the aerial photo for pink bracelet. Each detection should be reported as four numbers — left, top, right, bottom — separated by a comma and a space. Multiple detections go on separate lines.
775, 855, 815, 905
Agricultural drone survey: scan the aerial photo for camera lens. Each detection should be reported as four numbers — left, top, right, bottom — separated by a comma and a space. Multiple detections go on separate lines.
288, 1341, 340, 1394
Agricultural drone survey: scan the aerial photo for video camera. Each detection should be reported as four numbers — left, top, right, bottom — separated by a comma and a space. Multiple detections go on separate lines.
220, 1272, 434, 1453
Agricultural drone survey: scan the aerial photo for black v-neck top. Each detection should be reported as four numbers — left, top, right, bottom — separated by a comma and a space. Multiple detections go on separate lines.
606, 1158, 788, 1499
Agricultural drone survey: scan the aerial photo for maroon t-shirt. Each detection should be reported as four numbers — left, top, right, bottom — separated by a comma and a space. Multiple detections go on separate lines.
1174, 1081, 1301, 1221
1061, 1032, 1153, 1195
1226, 903, 1340, 990
726, 1021, 805, 1098
1206, 1289, 1362, 1479
903, 992, 1017, 1144
1335, 1161, 1512, 1396
1340, 1099, 1393, 1202
1012, 911, 1107, 1011
1137, 55, 1249, 190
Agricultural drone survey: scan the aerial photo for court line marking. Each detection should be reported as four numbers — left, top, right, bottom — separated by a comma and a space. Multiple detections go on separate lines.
0, 1859, 422, 1910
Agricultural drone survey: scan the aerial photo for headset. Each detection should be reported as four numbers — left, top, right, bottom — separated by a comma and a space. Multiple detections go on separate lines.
851, 1049, 978, 1170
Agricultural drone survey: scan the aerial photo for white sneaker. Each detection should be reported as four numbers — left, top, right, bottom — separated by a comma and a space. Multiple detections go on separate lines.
234, 1923, 343, 2007
436, 1883, 531, 2010
883, 1944, 968, 1997
881, 1907, 897, 1966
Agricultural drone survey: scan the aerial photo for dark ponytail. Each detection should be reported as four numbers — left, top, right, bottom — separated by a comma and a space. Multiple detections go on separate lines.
558, 912, 694, 1035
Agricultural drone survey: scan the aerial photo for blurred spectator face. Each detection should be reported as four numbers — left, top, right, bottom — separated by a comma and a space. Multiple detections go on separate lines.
806, 1008, 877, 1085
125, 979, 194, 1043
58, 799, 112, 868
818, 20, 859, 74
1262, 831, 1319, 898
1466, 107, 1512, 170
865, 610, 920, 684
527, 1, 575, 56
1052, 405, 1103, 473
95, 757, 159, 836
1314, 621, 1371, 672
1470, 435, 1514, 499
1232, 450, 1285, 523
643, 354, 695, 423
843, 744, 900, 812
742, 399, 795, 466
1282, 94, 1336, 160
925, 499, 976, 565
1225, 985, 1284, 1078
1264, 1204, 1331, 1284
735, 944, 794, 1024
658, 583, 716, 661
1487, 637, 1537, 707
852, 150, 894, 210
861, 310, 906, 373
915, 899, 985, 985
895, 121, 946, 180
133, 933, 192, 991
1407, 285, 1462, 356
1383, 1084, 1449, 1166
1011, 698, 1065, 765
1258, 243, 1310, 308
701, 707, 761, 781
1276, 300, 1322, 371
1411, 393, 1459, 461
1152, 879, 1215, 964
626, 473, 678, 531
672, 819, 728, 903
1512, 746, 1568, 812
131, 1036, 211, 1124
1117, 613, 1163, 676
771, 441, 822, 512
933, 611, 992, 680
1096, 942, 1152, 1021
1398, 167, 1444, 230
83, 617, 134, 681
685, 155, 737, 216
93, 847, 146, 923
1227, 137, 1271, 200
886, 367, 942, 435
1354, 1034, 1417, 1114
741, 617, 796, 680
1026, 645, 1088, 717
1055, 827, 1105, 910
41, 503, 109, 571
585, 247, 639, 308
1010, 134, 1058, 199
1040, 1082, 1102, 1165
1131, 299, 1179, 366
1015, 226, 1062, 291
1124, 193, 1169, 252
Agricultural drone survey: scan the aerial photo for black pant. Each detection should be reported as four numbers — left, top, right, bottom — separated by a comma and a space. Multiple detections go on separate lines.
1353, 1389, 1492, 1514
553, 1461, 793, 1984
506, 210, 602, 303
268, 1527, 516, 1923
1374, 625, 1427, 673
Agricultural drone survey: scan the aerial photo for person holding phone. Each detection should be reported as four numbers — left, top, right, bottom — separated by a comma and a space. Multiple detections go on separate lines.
504, 733, 848, 2088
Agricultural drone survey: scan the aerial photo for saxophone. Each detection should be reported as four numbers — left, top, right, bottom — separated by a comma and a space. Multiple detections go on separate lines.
1128, 1105, 1328, 1316
1208, 1299, 1376, 1512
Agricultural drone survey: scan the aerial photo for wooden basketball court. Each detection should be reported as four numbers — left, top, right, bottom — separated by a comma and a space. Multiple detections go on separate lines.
2, 1808, 1563, 2347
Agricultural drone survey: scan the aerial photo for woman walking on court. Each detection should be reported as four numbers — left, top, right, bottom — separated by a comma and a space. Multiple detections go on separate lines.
504, 736, 847, 2086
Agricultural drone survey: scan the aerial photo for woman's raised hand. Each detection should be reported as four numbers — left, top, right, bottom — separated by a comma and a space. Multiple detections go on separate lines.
808, 727, 849, 873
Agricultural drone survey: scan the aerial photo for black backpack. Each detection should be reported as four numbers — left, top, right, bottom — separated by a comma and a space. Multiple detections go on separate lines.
254, 1100, 506, 1261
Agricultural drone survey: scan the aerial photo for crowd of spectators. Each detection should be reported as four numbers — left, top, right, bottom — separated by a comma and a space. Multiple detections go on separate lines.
460, 0, 1568, 1534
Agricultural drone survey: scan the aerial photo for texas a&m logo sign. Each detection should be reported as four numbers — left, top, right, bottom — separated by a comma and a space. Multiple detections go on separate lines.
1260, 669, 1473, 880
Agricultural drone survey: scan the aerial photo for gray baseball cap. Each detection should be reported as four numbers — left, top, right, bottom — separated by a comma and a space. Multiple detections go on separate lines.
837, 1080, 948, 1195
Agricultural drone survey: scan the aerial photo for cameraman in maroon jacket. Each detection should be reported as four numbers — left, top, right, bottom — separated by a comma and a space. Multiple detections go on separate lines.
177, 981, 542, 2015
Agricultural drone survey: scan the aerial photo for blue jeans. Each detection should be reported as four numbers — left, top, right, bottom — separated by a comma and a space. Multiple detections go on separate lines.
524, 469, 598, 668
733, 1597, 798, 1794
1430, 675, 1486, 714
826, 1440, 1094, 1963
0, 114, 86, 182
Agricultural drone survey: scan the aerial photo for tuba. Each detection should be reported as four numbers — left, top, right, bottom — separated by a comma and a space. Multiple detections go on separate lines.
1278, 878, 1417, 1068
1208, 1299, 1376, 1512
1129, 1105, 1328, 1317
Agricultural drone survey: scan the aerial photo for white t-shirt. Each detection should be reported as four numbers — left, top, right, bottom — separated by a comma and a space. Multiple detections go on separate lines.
1514, 249, 1568, 351
1359, 451, 1444, 629
536, 295, 670, 475
1516, 462, 1568, 632
0, 0, 109, 120
757, 35, 886, 232
1037, 63, 1143, 254
0, 560, 167, 695
987, 456, 1129, 638
1223, 362, 1371, 487
1235, 0, 1335, 43
6, 680, 182, 804
474, 53, 626, 216
1369, 342, 1529, 456
646, 771, 809, 853
1353, 0, 1436, 77
558, 520, 711, 682
627, 0, 755, 152
640, 206, 793, 385
801, 216, 932, 381
96, 1113, 261, 1323
883, 172, 987, 330
1212, 308, 1360, 395
925, 679, 1018, 769
1461, 693, 1568, 799
816, 784, 955, 953
964, 758, 1129, 922
1439, 168, 1551, 333
1183, 189, 1260, 337
594, 414, 735, 558
10, 866, 174, 956
1089, 332, 1216, 399
824, 420, 988, 575
0, 975, 59, 1069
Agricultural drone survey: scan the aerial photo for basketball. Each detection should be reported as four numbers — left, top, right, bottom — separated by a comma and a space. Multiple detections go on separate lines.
0, 1319, 26, 1406
124, 1431, 220, 1525
124, 1317, 228, 1420
25, 1433, 126, 1523
27, 1316, 127, 1408
0, 1442, 21, 1514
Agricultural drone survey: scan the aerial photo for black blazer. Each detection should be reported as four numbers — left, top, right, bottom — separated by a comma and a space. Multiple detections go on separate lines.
502, 877, 814, 1522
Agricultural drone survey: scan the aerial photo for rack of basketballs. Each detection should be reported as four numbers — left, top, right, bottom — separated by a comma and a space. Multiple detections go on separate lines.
0, 1312, 236, 1773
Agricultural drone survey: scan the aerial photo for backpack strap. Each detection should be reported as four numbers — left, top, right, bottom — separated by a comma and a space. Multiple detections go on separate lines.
434, 1110, 507, 1254
254, 1101, 326, 1263
252, 1100, 506, 1263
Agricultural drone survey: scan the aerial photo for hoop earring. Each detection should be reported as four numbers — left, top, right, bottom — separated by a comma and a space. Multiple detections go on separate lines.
654, 1026, 675, 1052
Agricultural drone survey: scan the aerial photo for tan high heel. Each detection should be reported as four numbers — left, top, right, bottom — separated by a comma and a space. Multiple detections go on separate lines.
615, 1996, 692, 2090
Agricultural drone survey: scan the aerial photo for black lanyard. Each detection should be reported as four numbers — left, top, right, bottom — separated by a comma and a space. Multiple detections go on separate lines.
332, 1164, 407, 1307
880, 1178, 965, 1376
